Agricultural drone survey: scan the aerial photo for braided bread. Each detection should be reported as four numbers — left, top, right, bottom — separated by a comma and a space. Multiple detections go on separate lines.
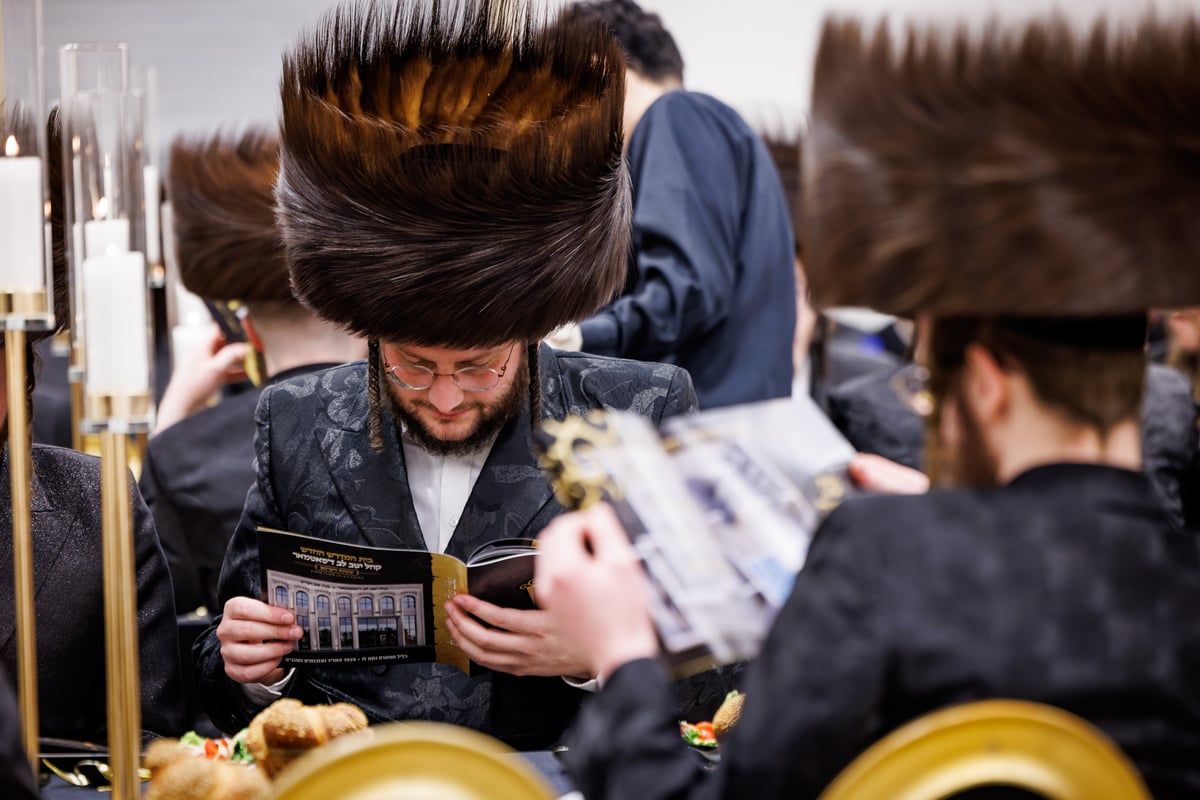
245, 698, 370, 779
144, 739, 270, 800
712, 691, 745, 742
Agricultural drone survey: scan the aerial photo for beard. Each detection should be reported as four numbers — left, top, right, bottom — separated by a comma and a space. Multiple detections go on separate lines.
928, 390, 999, 488
387, 356, 529, 457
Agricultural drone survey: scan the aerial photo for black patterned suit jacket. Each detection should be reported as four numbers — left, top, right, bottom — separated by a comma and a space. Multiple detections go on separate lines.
565, 464, 1200, 799
140, 364, 343, 615
195, 347, 698, 747
0, 446, 185, 743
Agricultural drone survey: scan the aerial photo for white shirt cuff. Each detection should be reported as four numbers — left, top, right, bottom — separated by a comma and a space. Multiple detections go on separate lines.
562, 675, 600, 693
240, 668, 296, 706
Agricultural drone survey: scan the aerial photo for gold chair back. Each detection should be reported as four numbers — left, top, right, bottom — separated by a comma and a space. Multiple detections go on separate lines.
269, 721, 556, 800
818, 699, 1151, 800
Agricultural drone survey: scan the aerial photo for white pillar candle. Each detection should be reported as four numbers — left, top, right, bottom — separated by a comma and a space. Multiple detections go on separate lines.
0, 137, 47, 290
84, 217, 130, 258
143, 165, 162, 266
83, 251, 150, 395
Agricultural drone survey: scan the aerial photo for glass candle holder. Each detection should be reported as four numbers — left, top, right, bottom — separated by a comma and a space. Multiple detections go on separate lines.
61, 84, 154, 433
59, 43, 129, 380
0, 0, 55, 329
133, 66, 163, 284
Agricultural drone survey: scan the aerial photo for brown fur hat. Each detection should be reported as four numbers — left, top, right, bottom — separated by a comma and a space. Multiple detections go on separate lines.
277, 0, 630, 347
166, 129, 293, 304
804, 14, 1200, 316
46, 106, 72, 336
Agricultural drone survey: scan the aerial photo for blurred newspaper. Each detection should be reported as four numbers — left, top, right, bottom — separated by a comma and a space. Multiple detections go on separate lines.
536, 396, 855, 676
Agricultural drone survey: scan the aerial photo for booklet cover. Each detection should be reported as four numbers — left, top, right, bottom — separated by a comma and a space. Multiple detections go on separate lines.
257, 527, 536, 675
535, 396, 856, 677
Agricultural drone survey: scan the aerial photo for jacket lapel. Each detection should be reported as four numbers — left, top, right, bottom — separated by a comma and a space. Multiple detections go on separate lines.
0, 449, 76, 653
314, 379, 426, 551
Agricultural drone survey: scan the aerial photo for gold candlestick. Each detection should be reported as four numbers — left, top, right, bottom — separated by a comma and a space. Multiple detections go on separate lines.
100, 429, 140, 800
69, 370, 83, 452
6, 327, 38, 773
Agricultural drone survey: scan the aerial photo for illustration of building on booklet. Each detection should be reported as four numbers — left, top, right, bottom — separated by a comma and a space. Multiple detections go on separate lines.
258, 526, 536, 675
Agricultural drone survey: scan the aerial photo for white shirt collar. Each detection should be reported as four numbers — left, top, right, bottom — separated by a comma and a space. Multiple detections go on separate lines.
400, 426, 497, 554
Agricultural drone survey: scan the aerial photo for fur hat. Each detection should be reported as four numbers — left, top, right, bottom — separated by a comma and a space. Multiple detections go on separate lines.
277, 0, 630, 347
804, 14, 1200, 317
46, 106, 71, 336
166, 129, 293, 304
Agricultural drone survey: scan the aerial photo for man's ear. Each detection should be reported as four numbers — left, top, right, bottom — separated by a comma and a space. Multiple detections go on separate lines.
961, 343, 1009, 425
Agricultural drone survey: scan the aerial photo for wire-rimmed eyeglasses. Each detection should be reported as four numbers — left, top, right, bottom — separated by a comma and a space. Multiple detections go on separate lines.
384, 343, 516, 392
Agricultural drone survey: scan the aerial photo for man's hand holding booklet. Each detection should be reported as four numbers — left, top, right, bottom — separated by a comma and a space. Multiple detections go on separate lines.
256, 528, 537, 675
534, 396, 857, 676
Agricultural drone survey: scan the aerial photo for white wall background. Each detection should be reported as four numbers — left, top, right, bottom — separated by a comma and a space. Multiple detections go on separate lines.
42, 0, 1200, 158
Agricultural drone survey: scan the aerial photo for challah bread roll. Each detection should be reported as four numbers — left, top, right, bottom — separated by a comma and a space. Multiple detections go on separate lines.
144, 739, 270, 800
712, 691, 745, 742
245, 698, 370, 778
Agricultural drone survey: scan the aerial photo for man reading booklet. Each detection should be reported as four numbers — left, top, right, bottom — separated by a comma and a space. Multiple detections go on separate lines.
192, 0, 702, 750
258, 528, 537, 674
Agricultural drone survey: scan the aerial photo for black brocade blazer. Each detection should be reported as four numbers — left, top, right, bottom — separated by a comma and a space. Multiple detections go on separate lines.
566, 464, 1200, 800
140, 365, 341, 615
0, 446, 185, 743
140, 387, 262, 615
195, 347, 699, 748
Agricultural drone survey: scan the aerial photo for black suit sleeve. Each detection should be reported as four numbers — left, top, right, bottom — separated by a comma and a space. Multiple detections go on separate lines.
659, 366, 700, 422
132, 473, 188, 738
0, 664, 37, 800
194, 387, 282, 732
194, 386, 330, 732
139, 445, 205, 615
564, 505, 890, 800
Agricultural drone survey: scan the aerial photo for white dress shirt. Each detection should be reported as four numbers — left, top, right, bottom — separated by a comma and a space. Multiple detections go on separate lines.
401, 429, 495, 554
244, 428, 497, 705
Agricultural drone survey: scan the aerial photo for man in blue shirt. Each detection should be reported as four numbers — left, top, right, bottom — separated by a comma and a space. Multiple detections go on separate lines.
551, 0, 796, 409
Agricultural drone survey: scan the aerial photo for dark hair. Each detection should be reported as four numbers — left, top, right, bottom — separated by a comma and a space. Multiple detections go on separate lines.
927, 317, 1146, 437
566, 0, 684, 83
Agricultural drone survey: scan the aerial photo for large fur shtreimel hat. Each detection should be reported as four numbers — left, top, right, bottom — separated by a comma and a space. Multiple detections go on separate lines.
167, 130, 294, 305
803, 13, 1200, 317
277, 0, 630, 347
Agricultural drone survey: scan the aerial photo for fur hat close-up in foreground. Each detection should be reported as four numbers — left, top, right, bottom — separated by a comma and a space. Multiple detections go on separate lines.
277, 0, 630, 347
803, 14, 1200, 317
166, 130, 293, 304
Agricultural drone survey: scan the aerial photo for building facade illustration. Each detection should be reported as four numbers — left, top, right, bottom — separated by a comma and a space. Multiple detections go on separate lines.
266, 570, 427, 651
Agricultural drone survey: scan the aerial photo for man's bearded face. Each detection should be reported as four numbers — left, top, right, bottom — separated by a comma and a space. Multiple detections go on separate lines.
381, 341, 528, 457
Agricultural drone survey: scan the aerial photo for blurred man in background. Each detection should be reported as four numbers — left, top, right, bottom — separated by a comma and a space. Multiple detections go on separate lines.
550, 0, 796, 409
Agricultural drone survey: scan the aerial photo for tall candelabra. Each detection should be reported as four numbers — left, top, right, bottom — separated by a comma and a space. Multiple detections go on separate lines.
60, 42, 153, 800
59, 43, 127, 453
0, 0, 56, 776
